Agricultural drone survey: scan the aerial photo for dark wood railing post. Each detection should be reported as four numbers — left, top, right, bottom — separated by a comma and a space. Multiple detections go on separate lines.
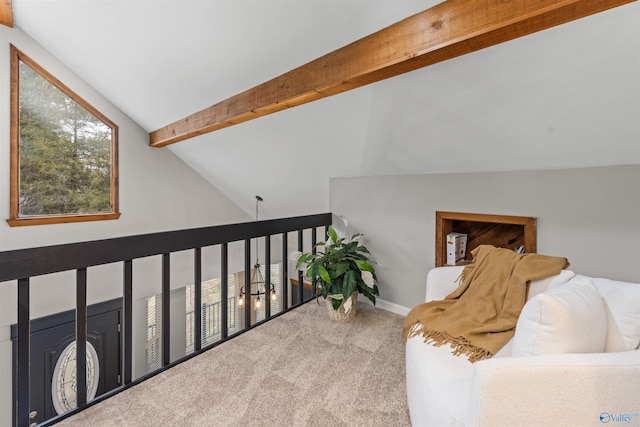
76, 268, 88, 407
16, 278, 30, 427
123, 260, 133, 384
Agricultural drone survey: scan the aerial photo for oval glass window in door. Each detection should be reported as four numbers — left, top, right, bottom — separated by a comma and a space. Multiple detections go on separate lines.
51, 340, 100, 415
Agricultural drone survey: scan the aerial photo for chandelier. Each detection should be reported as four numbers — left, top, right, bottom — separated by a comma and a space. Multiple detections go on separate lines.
238, 195, 276, 310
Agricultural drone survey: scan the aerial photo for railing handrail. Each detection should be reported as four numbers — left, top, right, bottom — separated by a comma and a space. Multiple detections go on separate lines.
0, 213, 331, 281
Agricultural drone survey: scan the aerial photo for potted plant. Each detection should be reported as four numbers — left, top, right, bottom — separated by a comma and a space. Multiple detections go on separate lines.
296, 225, 379, 321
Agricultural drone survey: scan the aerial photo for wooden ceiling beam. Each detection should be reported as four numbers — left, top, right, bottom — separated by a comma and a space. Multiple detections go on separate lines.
0, 0, 13, 28
149, 0, 634, 147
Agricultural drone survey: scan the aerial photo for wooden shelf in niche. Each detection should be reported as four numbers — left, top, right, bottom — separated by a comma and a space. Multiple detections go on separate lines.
435, 211, 537, 267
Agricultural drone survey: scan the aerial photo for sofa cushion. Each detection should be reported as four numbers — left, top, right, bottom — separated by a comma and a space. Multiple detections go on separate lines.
589, 276, 640, 352
405, 336, 473, 426
512, 277, 606, 356
527, 269, 575, 301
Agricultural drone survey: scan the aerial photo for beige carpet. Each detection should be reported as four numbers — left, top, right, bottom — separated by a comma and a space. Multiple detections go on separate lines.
58, 299, 410, 427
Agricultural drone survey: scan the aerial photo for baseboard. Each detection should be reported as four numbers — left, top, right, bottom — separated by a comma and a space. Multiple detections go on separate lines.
360, 297, 410, 316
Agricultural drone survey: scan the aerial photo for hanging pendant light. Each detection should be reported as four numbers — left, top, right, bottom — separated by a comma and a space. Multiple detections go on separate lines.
238, 195, 277, 310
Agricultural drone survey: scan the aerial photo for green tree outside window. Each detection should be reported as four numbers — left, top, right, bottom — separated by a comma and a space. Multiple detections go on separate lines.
9, 46, 119, 226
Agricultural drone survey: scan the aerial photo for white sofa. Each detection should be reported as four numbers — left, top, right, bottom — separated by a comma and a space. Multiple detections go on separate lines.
406, 266, 640, 427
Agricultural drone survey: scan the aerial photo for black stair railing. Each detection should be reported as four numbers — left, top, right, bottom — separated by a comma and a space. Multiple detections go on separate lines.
1, 213, 331, 427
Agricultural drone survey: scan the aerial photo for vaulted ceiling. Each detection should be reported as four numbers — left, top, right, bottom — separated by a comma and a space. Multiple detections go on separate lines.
12, 1, 640, 219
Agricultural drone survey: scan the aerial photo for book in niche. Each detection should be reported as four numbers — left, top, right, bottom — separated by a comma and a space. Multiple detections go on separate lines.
446, 232, 467, 265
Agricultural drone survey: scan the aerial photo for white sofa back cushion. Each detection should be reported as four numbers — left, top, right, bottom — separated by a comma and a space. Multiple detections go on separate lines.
424, 266, 575, 303
512, 277, 607, 356
590, 276, 640, 352
527, 269, 576, 300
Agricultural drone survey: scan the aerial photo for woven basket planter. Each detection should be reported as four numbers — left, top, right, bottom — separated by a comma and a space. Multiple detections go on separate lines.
326, 293, 358, 322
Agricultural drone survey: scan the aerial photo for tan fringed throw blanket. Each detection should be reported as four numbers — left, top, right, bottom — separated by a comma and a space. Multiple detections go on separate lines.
403, 245, 569, 362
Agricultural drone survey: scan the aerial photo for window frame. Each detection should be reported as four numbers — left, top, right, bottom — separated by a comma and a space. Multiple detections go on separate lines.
8, 45, 120, 227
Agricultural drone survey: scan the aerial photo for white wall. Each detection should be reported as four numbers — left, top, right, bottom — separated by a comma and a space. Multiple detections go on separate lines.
0, 26, 252, 424
330, 165, 640, 311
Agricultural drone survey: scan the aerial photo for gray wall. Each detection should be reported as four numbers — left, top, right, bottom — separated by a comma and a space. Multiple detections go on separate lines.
330, 165, 640, 310
0, 26, 251, 424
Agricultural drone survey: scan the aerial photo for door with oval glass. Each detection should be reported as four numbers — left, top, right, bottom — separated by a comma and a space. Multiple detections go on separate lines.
12, 299, 121, 425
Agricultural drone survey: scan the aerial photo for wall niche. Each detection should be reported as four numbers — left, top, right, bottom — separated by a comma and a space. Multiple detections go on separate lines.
435, 211, 537, 266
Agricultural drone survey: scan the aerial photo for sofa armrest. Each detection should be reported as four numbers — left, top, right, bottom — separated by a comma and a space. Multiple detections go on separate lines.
425, 266, 464, 302
467, 350, 640, 427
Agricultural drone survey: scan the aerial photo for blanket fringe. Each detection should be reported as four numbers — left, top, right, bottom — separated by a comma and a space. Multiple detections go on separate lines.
406, 322, 493, 363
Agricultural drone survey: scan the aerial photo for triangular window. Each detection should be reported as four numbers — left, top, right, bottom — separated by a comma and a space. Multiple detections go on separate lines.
9, 45, 119, 226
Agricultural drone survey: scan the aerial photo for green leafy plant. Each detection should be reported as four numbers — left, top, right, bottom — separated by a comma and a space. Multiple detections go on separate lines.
296, 225, 379, 310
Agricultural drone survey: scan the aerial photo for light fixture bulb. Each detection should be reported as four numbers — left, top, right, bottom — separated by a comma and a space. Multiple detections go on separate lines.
255, 295, 262, 309
270, 289, 276, 301
238, 294, 244, 307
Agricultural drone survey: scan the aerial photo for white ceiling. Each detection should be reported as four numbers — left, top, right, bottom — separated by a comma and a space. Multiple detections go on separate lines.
13, 1, 640, 219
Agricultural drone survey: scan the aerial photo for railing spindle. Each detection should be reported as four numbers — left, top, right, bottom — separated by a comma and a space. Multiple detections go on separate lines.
282, 232, 288, 311
311, 228, 317, 298
162, 253, 170, 366
16, 278, 30, 427
123, 260, 133, 384
244, 239, 251, 329
265, 235, 271, 318
76, 268, 88, 408
221, 243, 228, 339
